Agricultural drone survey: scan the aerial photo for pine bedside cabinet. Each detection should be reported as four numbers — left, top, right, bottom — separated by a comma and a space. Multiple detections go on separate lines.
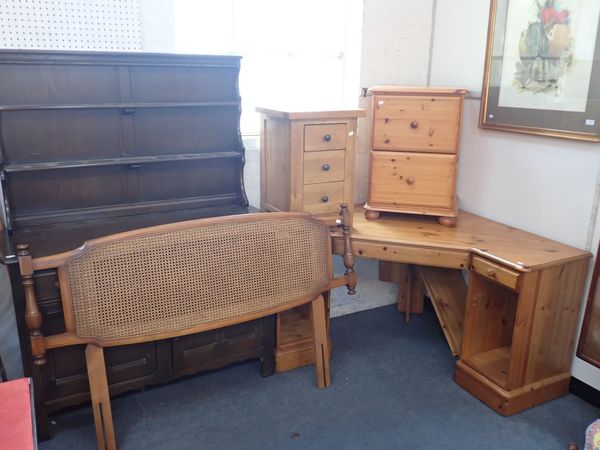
257, 107, 365, 226
257, 106, 365, 371
364, 86, 468, 227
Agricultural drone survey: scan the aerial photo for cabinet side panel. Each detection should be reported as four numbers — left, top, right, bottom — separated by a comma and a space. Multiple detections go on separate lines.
523, 259, 589, 385
261, 117, 291, 211
344, 119, 357, 220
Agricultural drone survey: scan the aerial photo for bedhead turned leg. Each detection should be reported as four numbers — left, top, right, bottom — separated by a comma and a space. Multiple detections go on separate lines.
311, 295, 331, 388
339, 204, 356, 295
85, 344, 117, 450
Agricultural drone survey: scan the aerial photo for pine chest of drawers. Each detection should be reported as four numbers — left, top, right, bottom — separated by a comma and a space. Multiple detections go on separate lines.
257, 107, 365, 225
257, 107, 364, 372
364, 87, 468, 226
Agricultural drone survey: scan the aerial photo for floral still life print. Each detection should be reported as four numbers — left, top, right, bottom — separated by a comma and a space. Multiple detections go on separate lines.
498, 0, 600, 112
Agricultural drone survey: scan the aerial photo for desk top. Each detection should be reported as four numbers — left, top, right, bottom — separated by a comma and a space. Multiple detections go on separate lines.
347, 206, 591, 272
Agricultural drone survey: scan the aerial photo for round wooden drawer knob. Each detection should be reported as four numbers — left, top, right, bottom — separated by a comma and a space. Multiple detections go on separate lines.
322, 163, 330, 171
321, 195, 329, 203
410, 121, 419, 129
487, 269, 497, 278
406, 177, 415, 185
323, 134, 332, 142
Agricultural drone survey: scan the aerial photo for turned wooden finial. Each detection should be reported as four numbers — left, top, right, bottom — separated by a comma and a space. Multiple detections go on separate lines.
17, 243, 46, 366
339, 204, 356, 295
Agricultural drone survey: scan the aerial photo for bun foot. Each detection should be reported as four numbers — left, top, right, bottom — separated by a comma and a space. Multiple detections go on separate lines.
364, 210, 380, 220
438, 216, 457, 227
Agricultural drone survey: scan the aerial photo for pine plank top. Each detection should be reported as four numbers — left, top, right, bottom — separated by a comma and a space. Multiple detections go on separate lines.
255, 106, 366, 120
347, 206, 591, 271
368, 86, 469, 95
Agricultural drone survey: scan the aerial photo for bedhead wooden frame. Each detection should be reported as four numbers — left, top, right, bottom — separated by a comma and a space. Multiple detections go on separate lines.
18, 207, 356, 450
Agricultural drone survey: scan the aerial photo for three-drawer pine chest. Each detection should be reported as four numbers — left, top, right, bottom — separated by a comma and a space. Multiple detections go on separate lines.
257, 107, 364, 372
364, 87, 468, 226
257, 107, 365, 225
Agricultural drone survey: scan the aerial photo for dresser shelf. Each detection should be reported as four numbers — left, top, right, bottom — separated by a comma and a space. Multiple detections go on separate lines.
0, 101, 240, 112
3, 152, 242, 173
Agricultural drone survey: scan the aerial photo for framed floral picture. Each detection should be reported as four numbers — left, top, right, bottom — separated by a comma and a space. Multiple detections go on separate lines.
480, 0, 600, 141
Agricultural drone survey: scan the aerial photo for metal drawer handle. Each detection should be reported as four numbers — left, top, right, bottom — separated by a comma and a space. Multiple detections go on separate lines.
323, 134, 332, 142
321, 195, 329, 203
486, 268, 497, 279
410, 121, 419, 129
406, 177, 415, 185
322, 163, 330, 171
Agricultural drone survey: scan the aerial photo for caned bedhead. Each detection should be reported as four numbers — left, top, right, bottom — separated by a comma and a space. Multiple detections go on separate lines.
18, 209, 356, 450
65, 215, 331, 341
18, 210, 356, 350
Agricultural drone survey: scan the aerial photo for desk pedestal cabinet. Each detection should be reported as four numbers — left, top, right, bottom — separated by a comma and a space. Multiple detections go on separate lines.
456, 255, 589, 415
332, 207, 591, 415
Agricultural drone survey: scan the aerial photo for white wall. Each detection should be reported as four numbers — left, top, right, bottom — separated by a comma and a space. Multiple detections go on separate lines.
355, 0, 435, 203
430, 0, 600, 390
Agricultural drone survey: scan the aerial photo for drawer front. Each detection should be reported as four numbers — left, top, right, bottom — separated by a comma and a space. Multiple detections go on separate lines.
471, 256, 520, 290
303, 150, 346, 184
372, 95, 461, 153
302, 181, 345, 214
304, 123, 347, 151
369, 151, 455, 210
333, 239, 469, 269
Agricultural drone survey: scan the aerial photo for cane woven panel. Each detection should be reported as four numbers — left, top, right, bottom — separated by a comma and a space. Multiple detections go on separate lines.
65, 217, 330, 340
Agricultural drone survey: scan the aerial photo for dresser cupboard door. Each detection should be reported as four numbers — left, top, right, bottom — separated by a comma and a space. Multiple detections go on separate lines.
372, 95, 462, 153
172, 321, 263, 371
369, 151, 456, 210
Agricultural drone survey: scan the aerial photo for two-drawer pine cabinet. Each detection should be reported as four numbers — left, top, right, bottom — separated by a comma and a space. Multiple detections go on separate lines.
257, 107, 365, 225
257, 107, 364, 371
364, 87, 468, 226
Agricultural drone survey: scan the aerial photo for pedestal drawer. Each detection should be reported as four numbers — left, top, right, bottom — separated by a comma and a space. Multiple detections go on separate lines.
471, 256, 520, 290
369, 151, 455, 210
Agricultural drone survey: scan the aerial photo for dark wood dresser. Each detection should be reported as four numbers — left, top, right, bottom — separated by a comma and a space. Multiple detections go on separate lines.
0, 50, 274, 438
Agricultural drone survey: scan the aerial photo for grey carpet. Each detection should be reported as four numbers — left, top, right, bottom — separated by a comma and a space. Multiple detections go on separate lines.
39, 305, 599, 450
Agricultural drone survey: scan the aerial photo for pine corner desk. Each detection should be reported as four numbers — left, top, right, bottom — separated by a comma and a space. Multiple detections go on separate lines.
279, 206, 592, 416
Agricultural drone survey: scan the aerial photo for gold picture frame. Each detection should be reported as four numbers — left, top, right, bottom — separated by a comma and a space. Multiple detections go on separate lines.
480, 0, 600, 142
577, 239, 600, 369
